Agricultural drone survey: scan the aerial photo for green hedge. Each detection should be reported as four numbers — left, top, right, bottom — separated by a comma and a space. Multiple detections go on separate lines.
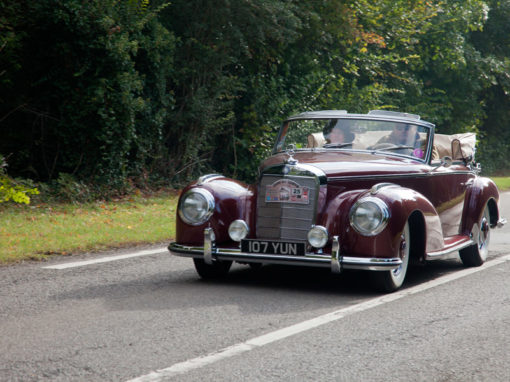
1, 0, 510, 201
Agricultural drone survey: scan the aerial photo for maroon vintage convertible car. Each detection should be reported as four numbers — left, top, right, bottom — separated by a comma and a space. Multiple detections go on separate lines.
169, 110, 506, 291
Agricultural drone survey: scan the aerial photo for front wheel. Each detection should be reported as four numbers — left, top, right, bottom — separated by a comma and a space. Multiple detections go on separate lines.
460, 204, 491, 267
193, 258, 232, 279
372, 221, 410, 293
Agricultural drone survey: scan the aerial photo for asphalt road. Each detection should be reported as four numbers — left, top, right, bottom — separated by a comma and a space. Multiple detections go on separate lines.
1, 193, 509, 382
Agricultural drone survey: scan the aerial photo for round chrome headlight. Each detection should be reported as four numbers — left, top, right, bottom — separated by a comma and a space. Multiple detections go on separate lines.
349, 197, 389, 236
178, 188, 215, 226
307, 225, 329, 248
228, 220, 249, 242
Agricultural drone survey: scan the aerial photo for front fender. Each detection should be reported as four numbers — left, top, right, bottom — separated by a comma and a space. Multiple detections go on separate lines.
175, 176, 254, 245
320, 184, 443, 258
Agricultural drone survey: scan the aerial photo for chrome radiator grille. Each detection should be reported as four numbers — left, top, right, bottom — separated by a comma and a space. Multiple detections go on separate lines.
256, 175, 317, 241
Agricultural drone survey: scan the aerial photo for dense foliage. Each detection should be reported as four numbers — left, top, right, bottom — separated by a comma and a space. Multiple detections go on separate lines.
1, 0, 510, 201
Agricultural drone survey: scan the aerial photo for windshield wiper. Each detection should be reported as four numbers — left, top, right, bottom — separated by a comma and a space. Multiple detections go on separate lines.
323, 143, 353, 149
378, 145, 414, 151
369, 143, 414, 151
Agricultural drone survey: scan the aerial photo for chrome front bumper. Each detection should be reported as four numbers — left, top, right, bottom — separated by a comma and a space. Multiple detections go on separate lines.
169, 229, 402, 273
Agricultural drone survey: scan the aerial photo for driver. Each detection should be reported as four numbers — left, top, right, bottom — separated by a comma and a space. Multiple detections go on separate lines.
378, 123, 419, 146
373, 123, 425, 156
323, 120, 355, 144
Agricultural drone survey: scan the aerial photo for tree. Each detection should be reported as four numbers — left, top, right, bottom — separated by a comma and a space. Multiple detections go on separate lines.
2, 0, 510, 195
0, 0, 176, 192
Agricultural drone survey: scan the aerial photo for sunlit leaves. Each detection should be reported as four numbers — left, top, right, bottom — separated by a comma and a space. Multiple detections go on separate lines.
0, 155, 39, 205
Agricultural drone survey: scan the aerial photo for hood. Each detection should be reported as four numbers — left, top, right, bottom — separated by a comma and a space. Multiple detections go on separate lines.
260, 150, 429, 178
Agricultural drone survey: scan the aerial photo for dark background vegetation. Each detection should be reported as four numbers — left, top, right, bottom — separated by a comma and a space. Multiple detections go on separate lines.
1, 0, 510, 201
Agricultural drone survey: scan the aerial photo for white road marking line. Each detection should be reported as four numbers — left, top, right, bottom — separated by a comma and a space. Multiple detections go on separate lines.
42, 247, 168, 269
126, 254, 510, 382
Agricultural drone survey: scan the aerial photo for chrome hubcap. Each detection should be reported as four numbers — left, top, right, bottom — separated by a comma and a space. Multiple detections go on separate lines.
392, 232, 408, 279
480, 217, 489, 248
475, 206, 490, 261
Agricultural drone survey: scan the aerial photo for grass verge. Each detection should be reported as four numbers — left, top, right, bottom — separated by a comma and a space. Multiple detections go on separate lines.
0, 191, 178, 264
492, 177, 510, 191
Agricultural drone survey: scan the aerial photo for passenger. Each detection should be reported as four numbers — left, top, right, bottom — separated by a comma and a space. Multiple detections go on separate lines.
323, 120, 355, 144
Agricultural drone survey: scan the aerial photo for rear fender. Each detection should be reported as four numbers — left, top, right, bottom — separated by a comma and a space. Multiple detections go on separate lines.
461, 177, 500, 233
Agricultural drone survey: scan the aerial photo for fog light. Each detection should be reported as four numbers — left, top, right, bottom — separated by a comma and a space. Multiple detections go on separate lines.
228, 220, 249, 242
307, 225, 329, 248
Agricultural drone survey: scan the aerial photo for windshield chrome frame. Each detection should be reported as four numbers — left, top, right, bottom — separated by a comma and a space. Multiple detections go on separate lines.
272, 114, 435, 164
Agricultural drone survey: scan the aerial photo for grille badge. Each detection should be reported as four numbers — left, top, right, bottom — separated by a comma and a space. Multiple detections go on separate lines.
265, 179, 310, 204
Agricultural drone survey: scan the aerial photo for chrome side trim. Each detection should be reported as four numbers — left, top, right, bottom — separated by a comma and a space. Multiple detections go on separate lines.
424, 239, 474, 260
168, 242, 402, 271
329, 170, 475, 183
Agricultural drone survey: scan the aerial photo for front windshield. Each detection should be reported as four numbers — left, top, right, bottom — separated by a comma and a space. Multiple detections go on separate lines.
274, 118, 431, 161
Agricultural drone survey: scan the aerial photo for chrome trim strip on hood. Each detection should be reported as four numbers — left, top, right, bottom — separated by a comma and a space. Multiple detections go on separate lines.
260, 163, 327, 185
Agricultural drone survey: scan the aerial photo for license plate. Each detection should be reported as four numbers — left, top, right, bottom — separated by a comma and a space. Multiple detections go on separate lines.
241, 239, 305, 256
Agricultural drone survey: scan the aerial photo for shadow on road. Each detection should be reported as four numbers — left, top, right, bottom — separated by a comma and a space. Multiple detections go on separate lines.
201, 256, 467, 294
50, 252, 484, 316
